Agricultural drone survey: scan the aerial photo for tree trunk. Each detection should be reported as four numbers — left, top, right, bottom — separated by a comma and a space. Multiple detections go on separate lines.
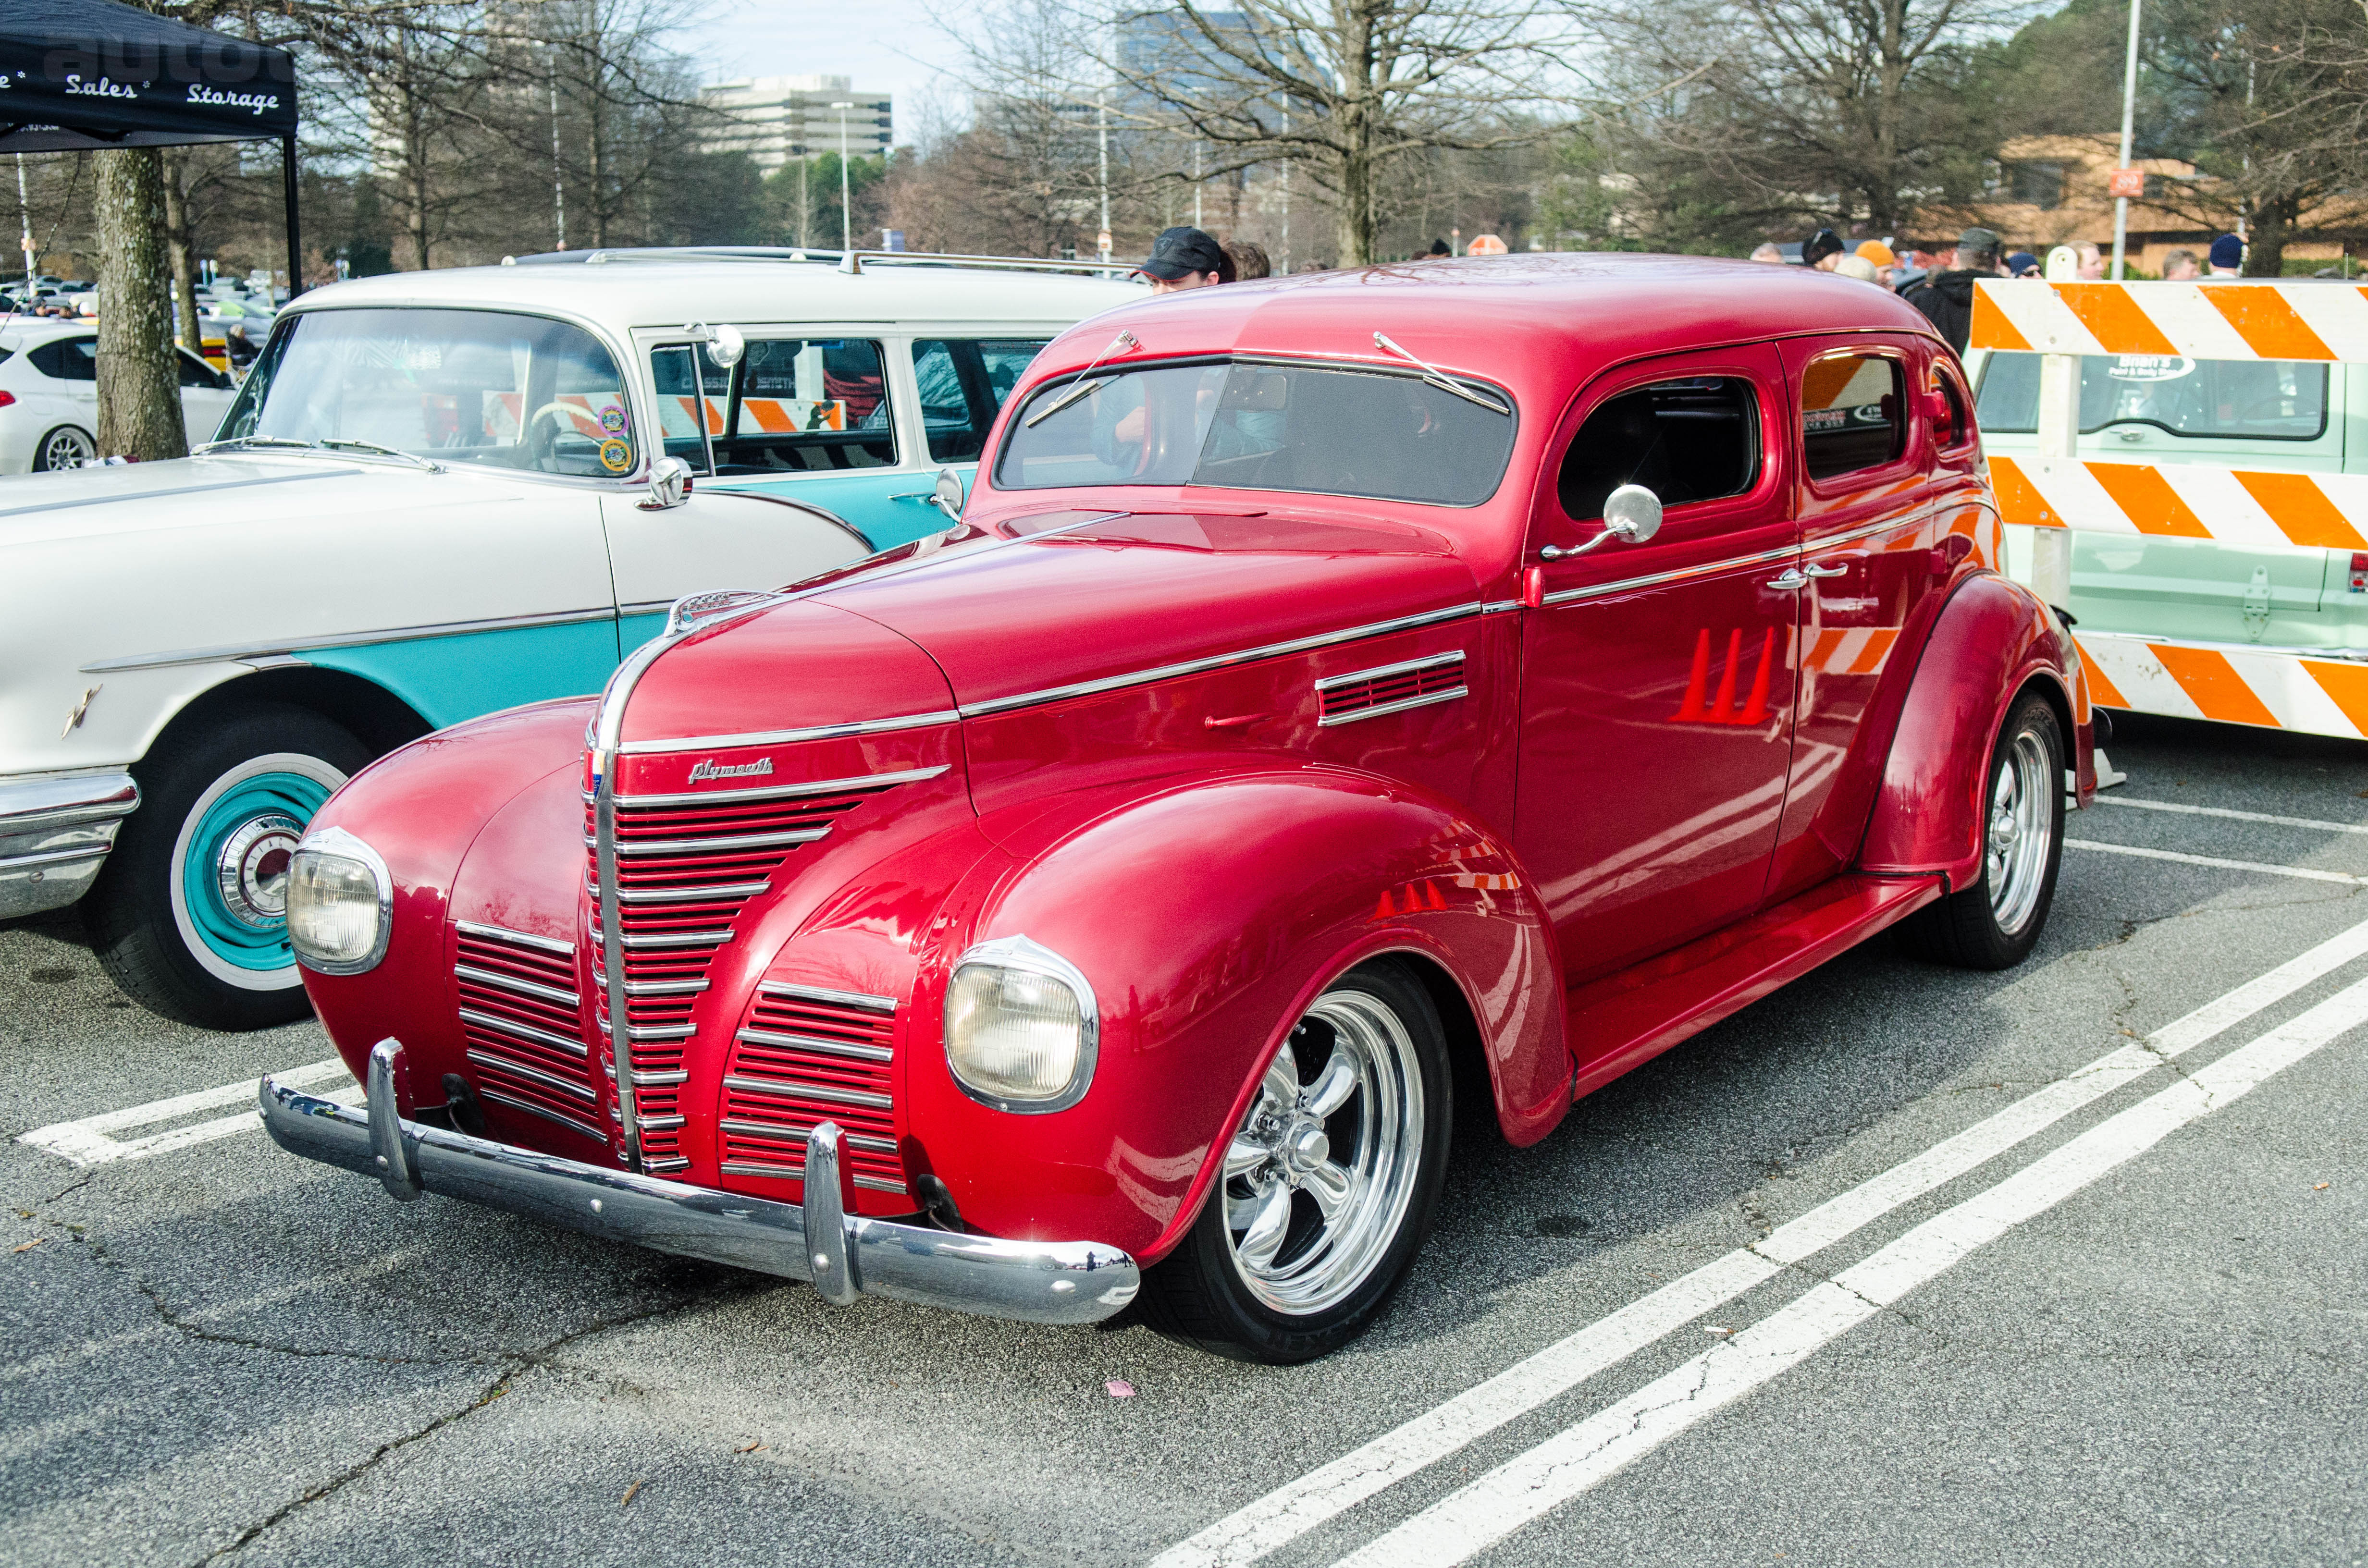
160, 150, 201, 352
2245, 197, 2295, 276
95, 148, 187, 463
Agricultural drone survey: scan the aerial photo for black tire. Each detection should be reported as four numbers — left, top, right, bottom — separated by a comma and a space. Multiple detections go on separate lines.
86, 705, 370, 1030
1898, 691, 2065, 970
1137, 958, 1453, 1364
34, 423, 95, 472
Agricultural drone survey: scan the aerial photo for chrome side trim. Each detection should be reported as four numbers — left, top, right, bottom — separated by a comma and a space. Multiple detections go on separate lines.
453, 919, 574, 958
696, 486, 874, 551
454, 963, 579, 1009
756, 980, 898, 1015
592, 975, 710, 998
620, 928, 736, 949
0, 843, 112, 871
0, 772, 139, 832
1540, 544, 1800, 608
466, 1049, 600, 1103
459, 1006, 589, 1058
611, 764, 949, 808
1318, 687, 1470, 727
82, 606, 619, 674
596, 1020, 698, 1043
599, 827, 830, 856
260, 1064, 1140, 1326
1313, 649, 1464, 693
724, 1073, 893, 1111
721, 1116, 899, 1155
955, 602, 1484, 719
1480, 599, 1524, 615
591, 878, 776, 905
736, 1026, 894, 1065
1805, 511, 1924, 551
615, 710, 959, 757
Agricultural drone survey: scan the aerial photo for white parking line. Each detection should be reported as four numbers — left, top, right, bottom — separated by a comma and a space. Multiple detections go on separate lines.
2096, 796, 2368, 836
1335, 974, 2368, 1567
2067, 839, 2368, 885
17, 1058, 355, 1167
1148, 915, 2368, 1568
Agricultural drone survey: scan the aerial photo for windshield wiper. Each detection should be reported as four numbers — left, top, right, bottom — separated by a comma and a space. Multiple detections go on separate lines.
1371, 332, 1512, 416
193, 435, 314, 453
317, 437, 442, 471
194, 434, 442, 472
1024, 329, 1140, 427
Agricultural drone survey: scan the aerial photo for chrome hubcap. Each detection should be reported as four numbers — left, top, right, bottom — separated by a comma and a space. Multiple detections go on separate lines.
1223, 987, 1425, 1315
1986, 729, 2053, 935
215, 812, 301, 928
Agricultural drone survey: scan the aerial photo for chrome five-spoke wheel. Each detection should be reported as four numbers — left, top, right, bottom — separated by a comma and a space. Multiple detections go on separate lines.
1986, 726, 2053, 937
1140, 958, 1453, 1363
1900, 690, 2065, 971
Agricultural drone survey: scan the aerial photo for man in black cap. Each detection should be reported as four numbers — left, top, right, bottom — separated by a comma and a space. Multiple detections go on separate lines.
1801, 228, 1846, 270
1137, 225, 1230, 294
1902, 226, 2002, 353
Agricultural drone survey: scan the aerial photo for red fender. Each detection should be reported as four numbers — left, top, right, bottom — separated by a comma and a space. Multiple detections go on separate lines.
1856, 572, 2094, 888
900, 764, 1568, 1263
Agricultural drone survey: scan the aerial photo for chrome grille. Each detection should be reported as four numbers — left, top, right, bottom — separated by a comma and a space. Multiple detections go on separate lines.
1316, 650, 1467, 726
587, 766, 938, 1173
720, 982, 909, 1201
453, 921, 602, 1142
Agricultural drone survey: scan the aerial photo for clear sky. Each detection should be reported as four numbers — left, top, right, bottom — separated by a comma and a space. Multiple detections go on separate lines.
675, 0, 968, 145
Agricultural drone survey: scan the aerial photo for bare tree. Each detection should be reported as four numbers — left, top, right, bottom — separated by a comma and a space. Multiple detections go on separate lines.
95, 150, 187, 463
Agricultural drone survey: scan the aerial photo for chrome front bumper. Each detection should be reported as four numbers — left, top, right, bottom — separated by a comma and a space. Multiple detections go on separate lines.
259, 1040, 1140, 1327
0, 772, 138, 920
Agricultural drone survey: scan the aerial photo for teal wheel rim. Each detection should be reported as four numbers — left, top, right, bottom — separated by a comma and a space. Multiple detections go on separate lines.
178, 769, 334, 972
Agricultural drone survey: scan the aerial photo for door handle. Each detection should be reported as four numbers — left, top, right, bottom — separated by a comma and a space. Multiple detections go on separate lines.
1766, 568, 1810, 590
1803, 562, 1850, 579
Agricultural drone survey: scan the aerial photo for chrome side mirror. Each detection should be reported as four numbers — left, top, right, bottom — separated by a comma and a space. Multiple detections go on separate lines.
641, 454, 693, 511
1541, 483, 1664, 560
693, 322, 744, 368
930, 466, 965, 521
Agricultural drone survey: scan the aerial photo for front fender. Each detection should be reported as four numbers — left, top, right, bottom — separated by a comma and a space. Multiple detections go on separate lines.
903, 764, 1568, 1263
1855, 573, 2091, 887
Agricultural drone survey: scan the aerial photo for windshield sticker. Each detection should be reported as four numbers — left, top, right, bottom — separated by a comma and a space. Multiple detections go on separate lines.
2109, 355, 2194, 382
600, 405, 629, 433
599, 438, 634, 472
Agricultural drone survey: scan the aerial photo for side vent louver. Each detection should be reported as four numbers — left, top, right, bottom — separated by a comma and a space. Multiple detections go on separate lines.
1315, 651, 1468, 726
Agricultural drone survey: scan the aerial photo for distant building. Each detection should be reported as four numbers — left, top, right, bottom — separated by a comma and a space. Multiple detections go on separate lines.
701, 75, 893, 172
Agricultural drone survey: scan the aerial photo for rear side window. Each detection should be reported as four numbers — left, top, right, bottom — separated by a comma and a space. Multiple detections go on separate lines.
1934, 368, 1972, 447
1801, 353, 1904, 481
29, 336, 97, 381
1975, 352, 2329, 441
915, 338, 1049, 462
1559, 376, 1759, 521
654, 337, 894, 477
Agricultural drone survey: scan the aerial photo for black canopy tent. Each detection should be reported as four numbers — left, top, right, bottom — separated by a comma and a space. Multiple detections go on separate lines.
0, 0, 303, 297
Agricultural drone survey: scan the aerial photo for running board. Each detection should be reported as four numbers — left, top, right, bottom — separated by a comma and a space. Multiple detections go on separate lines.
1566, 874, 1946, 1102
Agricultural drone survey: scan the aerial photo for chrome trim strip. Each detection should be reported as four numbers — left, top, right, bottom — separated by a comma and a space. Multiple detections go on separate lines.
592, 975, 710, 997
955, 603, 1484, 719
595, 1020, 698, 1043
620, 928, 735, 949
756, 981, 898, 1016
459, 1006, 589, 1058
591, 878, 775, 905
613, 764, 948, 808
454, 963, 579, 1010
1480, 599, 1524, 614
0, 772, 139, 832
642, 1155, 692, 1173
721, 1159, 910, 1194
1540, 544, 1800, 608
474, 1085, 609, 1142
600, 1063, 692, 1085
720, 1116, 898, 1154
1805, 512, 1924, 551
724, 1073, 893, 1111
453, 919, 575, 958
1313, 649, 1464, 693
615, 710, 959, 757
736, 1026, 894, 1065
1316, 686, 1469, 727
466, 1049, 600, 1103
0, 466, 361, 524
607, 827, 831, 856
82, 606, 618, 674
0, 843, 111, 871
637, 1114, 688, 1131
260, 1067, 1141, 1327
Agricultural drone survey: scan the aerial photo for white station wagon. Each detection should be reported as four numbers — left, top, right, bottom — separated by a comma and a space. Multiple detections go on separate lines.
0, 253, 1139, 1028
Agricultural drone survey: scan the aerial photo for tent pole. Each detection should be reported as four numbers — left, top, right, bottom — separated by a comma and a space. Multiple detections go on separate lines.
281, 132, 303, 299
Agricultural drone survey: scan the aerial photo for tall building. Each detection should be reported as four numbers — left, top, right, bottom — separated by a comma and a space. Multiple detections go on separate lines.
700, 75, 893, 172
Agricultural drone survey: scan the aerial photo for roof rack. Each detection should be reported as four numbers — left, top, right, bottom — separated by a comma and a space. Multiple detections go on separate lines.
503, 244, 1137, 282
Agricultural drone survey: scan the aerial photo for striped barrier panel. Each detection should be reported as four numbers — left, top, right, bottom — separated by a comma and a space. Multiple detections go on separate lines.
1987, 455, 2368, 551
2078, 632, 2368, 740
1972, 278, 2368, 361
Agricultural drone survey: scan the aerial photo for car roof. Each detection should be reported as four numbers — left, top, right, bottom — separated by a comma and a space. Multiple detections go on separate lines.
1025, 252, 1947, 400
285, 259, 1148, 333
0, 316, 98, 350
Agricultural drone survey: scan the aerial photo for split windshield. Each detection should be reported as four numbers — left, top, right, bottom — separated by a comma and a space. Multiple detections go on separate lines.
219, 307, 638, 477
993, 359, 1517, 506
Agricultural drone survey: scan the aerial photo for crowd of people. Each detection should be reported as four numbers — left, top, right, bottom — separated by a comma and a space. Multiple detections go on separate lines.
1754, 224, 2250, 351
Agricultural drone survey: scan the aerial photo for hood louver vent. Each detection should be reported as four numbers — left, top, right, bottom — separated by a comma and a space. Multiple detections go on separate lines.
1315, 651, 1468, 727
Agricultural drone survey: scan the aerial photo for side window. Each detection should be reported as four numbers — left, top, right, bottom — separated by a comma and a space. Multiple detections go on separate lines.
1801, 352, 1904, 481
914, 338, 1049, 462
1559, 375, 1760, 522
29, 337, 98, 381
649, 343, 726, 472
709, 337, 893, 475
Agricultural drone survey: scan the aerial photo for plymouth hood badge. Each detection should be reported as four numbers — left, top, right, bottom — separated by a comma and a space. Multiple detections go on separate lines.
689, 757, 775, 783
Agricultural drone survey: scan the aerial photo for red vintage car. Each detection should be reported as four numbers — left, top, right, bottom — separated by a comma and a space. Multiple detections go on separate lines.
264, 254, 2095, 1363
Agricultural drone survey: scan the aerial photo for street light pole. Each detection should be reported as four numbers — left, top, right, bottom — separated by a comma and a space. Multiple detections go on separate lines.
1193, 140, 1202, 230
15, 154, 31, 293
549, 68, 567, 251
2110, 0, 2141, 280
1097, 94, 1111, 266
832, 101, 853, 253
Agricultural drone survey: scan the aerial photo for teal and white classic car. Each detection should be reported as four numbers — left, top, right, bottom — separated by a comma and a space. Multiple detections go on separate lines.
0, 251, 1140, 1028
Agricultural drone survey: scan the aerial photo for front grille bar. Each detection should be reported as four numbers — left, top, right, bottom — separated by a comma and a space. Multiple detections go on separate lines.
455, 963, 579, 1009
722, 1073, 892, 1111
459, 1006, 588, 1057
735, 1025, 893, 1065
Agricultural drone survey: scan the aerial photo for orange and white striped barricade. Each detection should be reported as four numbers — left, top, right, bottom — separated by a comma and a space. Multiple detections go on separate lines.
1971, 277, 2368, 740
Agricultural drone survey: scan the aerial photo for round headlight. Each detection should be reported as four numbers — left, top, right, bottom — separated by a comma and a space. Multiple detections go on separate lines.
286, 826, 391, 975
944, 935, 1098, 1112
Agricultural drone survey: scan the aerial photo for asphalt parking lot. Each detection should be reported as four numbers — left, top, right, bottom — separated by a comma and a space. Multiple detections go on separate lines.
5, 711, 2366, 1568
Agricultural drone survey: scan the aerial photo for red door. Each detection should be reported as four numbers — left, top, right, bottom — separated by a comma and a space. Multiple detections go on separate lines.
1516, 345, 1800, 986
1764, 338, 1954, 904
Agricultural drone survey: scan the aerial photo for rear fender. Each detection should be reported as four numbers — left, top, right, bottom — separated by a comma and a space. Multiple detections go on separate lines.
906, 764, 1568, 1263
1856, 573, 2092, 887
